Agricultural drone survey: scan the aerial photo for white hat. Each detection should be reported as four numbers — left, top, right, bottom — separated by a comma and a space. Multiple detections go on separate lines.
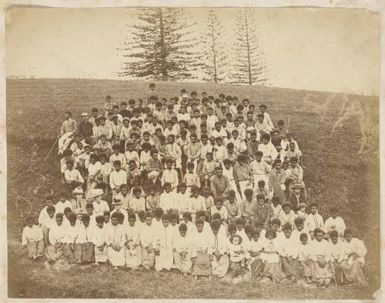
112, 199, 123, 206
91, 188, 104, 198
73, 187, 84, 195
148, 171, 159, 180
81, 112, 89, 117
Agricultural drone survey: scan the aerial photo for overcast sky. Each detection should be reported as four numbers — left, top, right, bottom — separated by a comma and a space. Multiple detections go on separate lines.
6, 7, 379, 95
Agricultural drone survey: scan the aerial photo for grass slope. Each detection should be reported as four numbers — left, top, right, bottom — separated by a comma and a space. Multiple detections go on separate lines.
6, 79, 380, 299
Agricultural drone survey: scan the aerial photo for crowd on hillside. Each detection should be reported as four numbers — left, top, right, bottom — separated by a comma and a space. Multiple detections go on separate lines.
21, 84, 368, 286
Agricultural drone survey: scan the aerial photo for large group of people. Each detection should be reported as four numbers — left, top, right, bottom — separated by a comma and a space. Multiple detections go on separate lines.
22, 84, 368, 286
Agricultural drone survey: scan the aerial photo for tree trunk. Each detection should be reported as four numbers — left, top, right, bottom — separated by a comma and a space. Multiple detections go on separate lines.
159, 9, 168, 81
245, 15, 252, 86
211, 26, 218, 83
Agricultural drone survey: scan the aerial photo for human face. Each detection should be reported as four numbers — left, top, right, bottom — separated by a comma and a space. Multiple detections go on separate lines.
196, 223, 204, 233
315, 232, 323, 242
331, 235, 338, 244
344, 234, 352, 243
284, 229, 292, 239
272, 224, 280, 232
145, 216, 152, 226
56, 216, 63, 226
111, 217, 119, 226
283, 206, 291, 214
162, 219, 170, 227
257, 198, 264, 206
296, 223, 304, 231
180, 230, 186, 237
233, 237, 240, 245
310, 206, 317, 215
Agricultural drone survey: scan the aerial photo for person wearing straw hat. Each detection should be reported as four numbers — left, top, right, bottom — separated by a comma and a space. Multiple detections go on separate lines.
288, 183, 307, 211
91, 188, 110, 217
71, 187, 86, 213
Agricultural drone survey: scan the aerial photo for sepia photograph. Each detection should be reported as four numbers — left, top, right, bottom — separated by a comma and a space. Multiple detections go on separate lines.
5, 4, 381, 300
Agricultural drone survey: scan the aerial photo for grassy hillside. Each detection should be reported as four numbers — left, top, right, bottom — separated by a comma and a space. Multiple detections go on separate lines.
6, 79, 380, 299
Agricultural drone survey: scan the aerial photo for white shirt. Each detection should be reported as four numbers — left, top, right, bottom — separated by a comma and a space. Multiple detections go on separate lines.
93, 200, 110, 217
258, 142, 278, 163
109, 169, 127, 190
88, 161, 102, 177
22, 225, 43, 245
324, 216, 346, 235
304, 212, 324, 232
49, 223, 66, 245
55, 200, 72, 214
159, 192, 177, 211
92, 225, 107, 247
64, 169, 84, 184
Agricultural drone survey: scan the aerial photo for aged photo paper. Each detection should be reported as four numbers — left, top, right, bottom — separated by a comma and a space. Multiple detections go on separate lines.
1, 0, 383, 301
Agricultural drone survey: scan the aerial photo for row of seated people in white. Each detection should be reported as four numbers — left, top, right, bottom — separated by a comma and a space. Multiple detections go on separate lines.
23, 212, 366, 285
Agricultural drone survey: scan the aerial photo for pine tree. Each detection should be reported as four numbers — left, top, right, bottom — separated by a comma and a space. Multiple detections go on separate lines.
231, 9, 268, 86
119, 8, 198, 81
200, 10, 229, 83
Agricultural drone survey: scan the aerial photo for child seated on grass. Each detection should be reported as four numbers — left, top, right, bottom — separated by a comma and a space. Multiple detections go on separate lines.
22, 216, 44, 260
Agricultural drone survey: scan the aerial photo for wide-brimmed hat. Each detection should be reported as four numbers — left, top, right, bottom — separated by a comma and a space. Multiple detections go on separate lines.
292, 183, 305, 189
80, 112, 89, 118
112, 199, 123, 206
73, 187, 84, 195
91, 188, 104, 198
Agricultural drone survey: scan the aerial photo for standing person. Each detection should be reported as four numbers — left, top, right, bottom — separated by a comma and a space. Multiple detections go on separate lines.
103, 95, 115, 116
250, 151, 270, 193
258, 133, 278, 165
240, 189, 256, 224
253, 194, 274, 229
259, 104, 274, 130
58, 111, 78, 155
109, 160, 127, 200
210, 166, 230, 200
22, 217, 44, 260
78, 112, 93, 140
268, 159, 287, 204
233, 155, 252, 199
